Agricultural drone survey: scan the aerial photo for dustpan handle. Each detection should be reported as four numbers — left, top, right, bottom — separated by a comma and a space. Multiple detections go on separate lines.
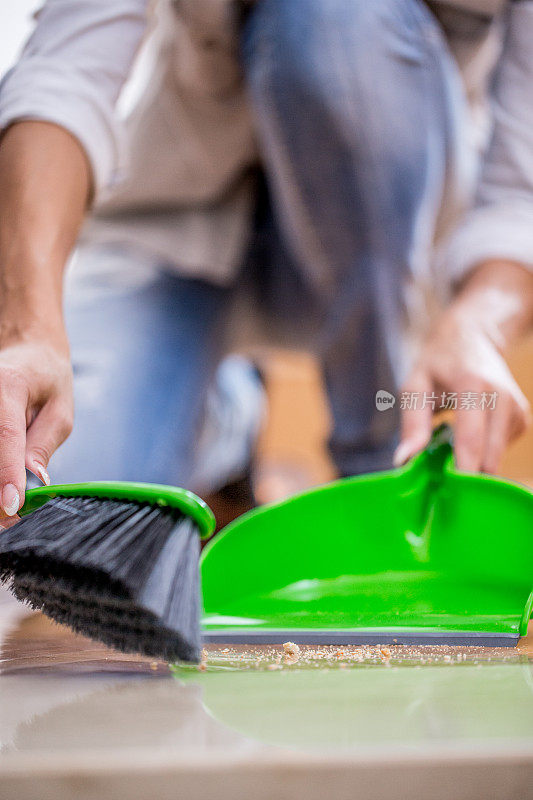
410, 423, 455, 479
425, 423, 454, 455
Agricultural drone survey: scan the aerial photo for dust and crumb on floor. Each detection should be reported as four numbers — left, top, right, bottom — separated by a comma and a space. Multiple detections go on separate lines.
194, 641, 527, 672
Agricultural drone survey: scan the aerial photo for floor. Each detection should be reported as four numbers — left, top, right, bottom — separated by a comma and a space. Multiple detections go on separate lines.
1, 608, 532, 800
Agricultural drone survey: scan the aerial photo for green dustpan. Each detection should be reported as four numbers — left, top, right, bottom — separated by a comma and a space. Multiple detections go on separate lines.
200, 425, 533, 647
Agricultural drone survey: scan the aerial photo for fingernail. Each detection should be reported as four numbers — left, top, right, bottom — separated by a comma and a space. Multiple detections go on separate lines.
2, 484, 20, 516
34, 462, 51, 486
393, 442, 413, 467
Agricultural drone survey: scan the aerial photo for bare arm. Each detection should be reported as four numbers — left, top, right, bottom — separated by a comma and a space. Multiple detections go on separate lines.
0, 1, 148, 520
0, 121, 90, 518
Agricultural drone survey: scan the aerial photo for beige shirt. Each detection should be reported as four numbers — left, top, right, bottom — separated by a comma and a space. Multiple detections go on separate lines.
1, 0, 532, 285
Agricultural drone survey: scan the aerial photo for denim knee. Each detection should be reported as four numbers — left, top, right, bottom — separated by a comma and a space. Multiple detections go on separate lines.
242, 0, 436, 111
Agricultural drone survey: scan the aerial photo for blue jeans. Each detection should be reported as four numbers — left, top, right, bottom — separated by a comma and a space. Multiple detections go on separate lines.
51, 247, 268, 492
242, 0, 470, 474
51, 247, 233, 489
51, 0, 470, 486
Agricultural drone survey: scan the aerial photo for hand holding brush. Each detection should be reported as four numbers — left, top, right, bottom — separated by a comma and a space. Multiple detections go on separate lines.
0, 482, 215, 663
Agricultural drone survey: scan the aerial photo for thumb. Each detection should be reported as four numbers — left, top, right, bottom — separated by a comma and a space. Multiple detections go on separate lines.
0, 389, 28, 518
25, 398, 73, 486
393, 370, 434, 466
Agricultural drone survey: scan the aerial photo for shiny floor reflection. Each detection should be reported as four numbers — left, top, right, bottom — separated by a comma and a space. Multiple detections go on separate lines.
1, 612, 532, 757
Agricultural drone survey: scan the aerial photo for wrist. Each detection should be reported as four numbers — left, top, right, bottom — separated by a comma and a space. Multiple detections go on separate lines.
0, 255, 66, 350
0, 287, 68, 353
450, 260, 533, 351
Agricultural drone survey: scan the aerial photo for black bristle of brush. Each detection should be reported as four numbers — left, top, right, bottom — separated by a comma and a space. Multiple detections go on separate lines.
0, 495, 202, 663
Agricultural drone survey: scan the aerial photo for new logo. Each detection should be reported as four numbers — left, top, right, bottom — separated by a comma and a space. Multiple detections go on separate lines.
375, 390, 396, 410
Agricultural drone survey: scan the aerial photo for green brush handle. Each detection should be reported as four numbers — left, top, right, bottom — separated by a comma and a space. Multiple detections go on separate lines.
20, 481, 216, 539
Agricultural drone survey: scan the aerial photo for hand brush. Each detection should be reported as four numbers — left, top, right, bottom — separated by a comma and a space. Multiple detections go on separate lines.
0, 482, 215, 663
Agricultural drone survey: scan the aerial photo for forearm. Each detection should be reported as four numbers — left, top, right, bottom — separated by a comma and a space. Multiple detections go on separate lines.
0, 121, 90, 346
0, 0, 147, 518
